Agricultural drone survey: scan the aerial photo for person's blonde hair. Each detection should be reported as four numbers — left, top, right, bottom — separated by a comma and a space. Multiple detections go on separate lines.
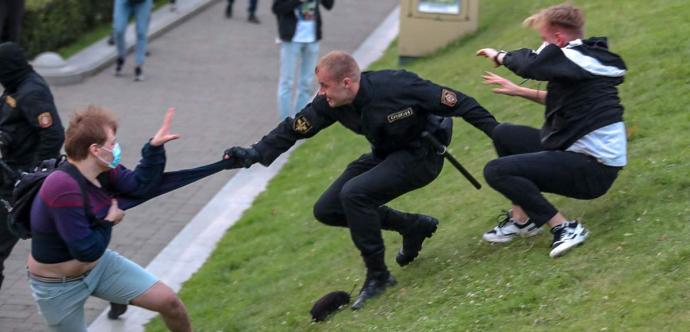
65, 105, 118, 161
316, 51, 361, 82
523, 3, 585, 36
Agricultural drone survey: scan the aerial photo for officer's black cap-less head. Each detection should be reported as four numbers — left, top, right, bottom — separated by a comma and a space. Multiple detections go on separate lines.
316, 51, 361, 107
0, 42, 33, 92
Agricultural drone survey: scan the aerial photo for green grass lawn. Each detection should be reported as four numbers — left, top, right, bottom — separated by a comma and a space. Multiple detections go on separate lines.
146, 0, 690, 331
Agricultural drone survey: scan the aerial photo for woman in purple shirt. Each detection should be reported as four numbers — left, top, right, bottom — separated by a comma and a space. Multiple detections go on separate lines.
27, 105, 191, 332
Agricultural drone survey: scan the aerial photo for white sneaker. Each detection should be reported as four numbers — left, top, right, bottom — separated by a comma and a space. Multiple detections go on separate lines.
549, 221, 588, 258
482, 212, 541, 243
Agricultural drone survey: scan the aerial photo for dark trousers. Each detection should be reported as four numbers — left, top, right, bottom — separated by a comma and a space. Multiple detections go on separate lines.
313, 148, 444, 258
0, 0, 25, 43
483, 123, 620, 227
228, 0, 258, 15
0, 188, 18, 289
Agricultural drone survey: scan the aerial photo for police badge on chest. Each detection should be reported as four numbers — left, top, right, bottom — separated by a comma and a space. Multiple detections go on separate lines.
387, 107, 414, 123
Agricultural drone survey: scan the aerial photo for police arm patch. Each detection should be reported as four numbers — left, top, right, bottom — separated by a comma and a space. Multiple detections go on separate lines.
441, 89, 458, 107
37, 112, 53, 128
293, 115, 313, 134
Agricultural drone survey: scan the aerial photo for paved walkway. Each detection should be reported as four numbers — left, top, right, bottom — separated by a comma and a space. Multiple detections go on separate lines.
0, 0, 398, 331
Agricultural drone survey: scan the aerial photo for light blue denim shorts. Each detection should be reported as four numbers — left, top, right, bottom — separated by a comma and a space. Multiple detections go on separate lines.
29, 249, 158, 332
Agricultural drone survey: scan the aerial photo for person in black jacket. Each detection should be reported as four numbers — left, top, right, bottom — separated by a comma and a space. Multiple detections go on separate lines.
223, 51, 499, 309
0, 0, 24, 43
272, 0, 334, 120
0, 42, 64, 289
476, 3, 627, 257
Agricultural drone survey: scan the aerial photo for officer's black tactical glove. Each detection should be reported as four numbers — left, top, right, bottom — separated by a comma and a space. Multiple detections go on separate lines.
223, 146, 259, 169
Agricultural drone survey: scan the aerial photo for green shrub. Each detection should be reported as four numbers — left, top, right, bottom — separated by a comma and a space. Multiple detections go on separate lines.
21, 0, 113, 58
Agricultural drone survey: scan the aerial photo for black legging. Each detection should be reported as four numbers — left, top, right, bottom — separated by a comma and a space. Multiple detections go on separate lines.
313, 149, 443, 257
483, 123, 620, 227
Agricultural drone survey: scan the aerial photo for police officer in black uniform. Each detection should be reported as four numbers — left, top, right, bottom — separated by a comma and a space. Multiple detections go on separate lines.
223, 51, 499, 309
0, 42, 64, 289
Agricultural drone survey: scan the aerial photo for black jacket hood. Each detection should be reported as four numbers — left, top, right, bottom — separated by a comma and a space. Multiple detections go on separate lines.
0, 42, 33, 92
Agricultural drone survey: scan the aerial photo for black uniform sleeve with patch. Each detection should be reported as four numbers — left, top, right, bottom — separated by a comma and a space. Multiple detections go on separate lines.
405, 75, 498, 138
19, 91, 64, 164
252, 95, 336, 166
503, 45, 591, 82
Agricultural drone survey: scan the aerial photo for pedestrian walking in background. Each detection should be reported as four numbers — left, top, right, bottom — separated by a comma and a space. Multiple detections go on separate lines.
226, 0, 260, 23
113, 0, 154, 81
272, 0, 334, 120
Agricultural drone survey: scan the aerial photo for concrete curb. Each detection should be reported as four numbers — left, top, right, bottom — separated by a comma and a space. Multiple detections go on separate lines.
34, 0, 222, 86
87, 5, 400, 332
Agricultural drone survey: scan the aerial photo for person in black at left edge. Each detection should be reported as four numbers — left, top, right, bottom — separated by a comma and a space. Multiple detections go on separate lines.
223, 51, 499, 310
0, 41, 64, 290
0, 0, 25, 43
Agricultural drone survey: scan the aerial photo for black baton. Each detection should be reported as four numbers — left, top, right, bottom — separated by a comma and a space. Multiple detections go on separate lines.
421, 131, 482, 190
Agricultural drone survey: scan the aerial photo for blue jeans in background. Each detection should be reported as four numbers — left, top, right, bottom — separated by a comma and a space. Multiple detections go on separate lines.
278, 41, 320, 120
113, 0, 153, 66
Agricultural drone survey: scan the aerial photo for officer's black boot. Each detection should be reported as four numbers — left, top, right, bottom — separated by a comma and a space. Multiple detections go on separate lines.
351, 251, 396, 310
395, 215, 439, 267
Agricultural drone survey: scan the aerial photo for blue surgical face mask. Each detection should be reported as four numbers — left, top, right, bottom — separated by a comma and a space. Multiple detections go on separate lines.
99, 143, 121, 169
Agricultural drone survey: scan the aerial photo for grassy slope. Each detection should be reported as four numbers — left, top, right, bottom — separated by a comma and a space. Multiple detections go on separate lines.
147, 0, 690, 331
